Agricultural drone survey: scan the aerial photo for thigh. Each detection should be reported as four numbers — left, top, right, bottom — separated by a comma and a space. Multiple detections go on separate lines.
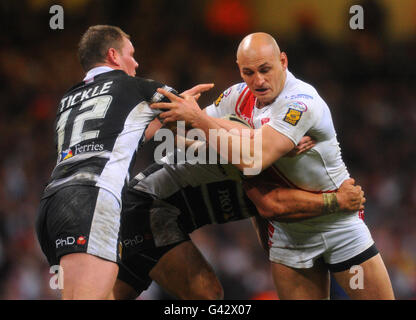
116, 242, 180, 299
42, 186, 121, 264
323, 215, 375, 266
271, 258, 330, 299
150, 240, 223, 300
321, 216, 394, 299
268, 221, 327, 269
117, 188, 194, 299
332, 253, 394, 300
60, 252, 119, 300
117, 240, 223, 300
36, 196, 58, 266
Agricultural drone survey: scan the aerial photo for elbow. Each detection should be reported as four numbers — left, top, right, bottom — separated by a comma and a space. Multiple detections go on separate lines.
241, 147, 264, 176
242, 162, 264, 176
257, 207, 274, 219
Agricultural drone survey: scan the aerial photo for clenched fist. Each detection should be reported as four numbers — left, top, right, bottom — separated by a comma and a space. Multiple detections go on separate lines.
336, 178, 366, 212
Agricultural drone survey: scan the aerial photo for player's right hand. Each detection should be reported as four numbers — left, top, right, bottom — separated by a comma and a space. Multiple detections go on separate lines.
180, 83, 214, 101
151, 88, 204, 125
336, 178, 366, 212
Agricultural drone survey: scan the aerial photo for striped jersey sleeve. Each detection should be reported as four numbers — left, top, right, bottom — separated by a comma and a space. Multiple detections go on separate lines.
204, 83, 247, 118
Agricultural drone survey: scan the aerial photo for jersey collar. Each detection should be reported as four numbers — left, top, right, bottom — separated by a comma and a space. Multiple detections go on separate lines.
83, 66, 115, 84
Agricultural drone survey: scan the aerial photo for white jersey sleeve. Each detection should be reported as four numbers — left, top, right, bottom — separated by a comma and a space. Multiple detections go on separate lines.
204, 83, 247, 118
266, 98, 323, 145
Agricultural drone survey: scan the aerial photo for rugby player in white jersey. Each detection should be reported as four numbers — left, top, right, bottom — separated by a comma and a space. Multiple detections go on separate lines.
151, 33, 394, 299
111, 145, 365, 300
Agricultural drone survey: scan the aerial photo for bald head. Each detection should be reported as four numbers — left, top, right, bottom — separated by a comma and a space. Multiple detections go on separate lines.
236, 33, 281, 63
236, 33, 288, 108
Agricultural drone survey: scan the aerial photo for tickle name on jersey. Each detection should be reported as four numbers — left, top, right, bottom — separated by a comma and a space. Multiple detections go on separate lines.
59, 81, 113, 113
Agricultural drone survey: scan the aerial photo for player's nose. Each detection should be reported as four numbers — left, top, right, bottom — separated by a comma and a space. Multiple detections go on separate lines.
254, 73, 265, 87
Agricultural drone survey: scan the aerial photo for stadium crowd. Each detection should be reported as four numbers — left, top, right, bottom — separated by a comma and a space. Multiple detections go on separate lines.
0, 0, 414, 299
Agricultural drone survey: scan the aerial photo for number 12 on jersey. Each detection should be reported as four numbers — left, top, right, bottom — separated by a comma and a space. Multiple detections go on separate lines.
56, 95, 112, 155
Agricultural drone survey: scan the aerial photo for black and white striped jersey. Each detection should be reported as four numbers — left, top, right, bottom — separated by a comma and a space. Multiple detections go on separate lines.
42, 69, 174, 202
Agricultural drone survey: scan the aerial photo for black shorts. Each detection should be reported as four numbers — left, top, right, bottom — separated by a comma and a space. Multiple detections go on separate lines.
117, 188, 190, 294
36, 185, 121, 266
117, 166, 258, 294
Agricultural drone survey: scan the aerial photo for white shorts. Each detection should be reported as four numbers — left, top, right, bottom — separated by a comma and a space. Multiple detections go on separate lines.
268, 212, 375, 270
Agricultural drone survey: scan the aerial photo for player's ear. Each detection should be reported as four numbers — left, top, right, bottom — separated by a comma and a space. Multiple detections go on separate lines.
280, 52, 288, 69
107, 48, 120, 67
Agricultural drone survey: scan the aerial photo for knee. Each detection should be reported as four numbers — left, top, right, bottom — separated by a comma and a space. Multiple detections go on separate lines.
111, 279, 140, 300
204, 278, 224, 300
186, 276, 224, 300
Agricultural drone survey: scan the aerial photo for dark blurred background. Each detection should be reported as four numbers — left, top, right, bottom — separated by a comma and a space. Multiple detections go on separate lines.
0, 0, 415, 299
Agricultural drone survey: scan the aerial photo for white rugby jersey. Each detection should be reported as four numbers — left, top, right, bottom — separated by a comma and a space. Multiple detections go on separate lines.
205, 70, 350, 193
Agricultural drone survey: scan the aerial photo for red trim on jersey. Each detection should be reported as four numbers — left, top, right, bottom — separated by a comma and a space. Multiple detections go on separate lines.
235, 87, 256, 127
240, 91, 256, 127
235, 86, 249, 115
358, 209, 365, 220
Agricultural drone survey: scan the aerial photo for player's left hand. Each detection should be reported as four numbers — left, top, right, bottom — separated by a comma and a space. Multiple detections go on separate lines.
151, 88, 203, 125
285, 136, 316, 157
336, 178, 366, 212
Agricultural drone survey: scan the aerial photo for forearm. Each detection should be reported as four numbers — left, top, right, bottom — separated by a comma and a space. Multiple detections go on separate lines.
192, 113, 258, 172
246, 186, 342, 222
258, 188, 324, 217
144, 118, 164, 141
151, 88, 292, 175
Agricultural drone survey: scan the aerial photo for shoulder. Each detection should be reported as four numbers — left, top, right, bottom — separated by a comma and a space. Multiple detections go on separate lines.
130, 76, 160, 91
284, 75, 316, 101
133, 76, 160, 86
279, 73, 326, 116
62, 81, 86, 97
213, 82, 247, 107
131, 77, 175, 102
285, 71, 326, 102
270, 78, 322, 128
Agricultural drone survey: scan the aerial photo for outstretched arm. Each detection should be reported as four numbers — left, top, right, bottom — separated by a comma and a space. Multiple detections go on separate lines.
151, 89, 295, 176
